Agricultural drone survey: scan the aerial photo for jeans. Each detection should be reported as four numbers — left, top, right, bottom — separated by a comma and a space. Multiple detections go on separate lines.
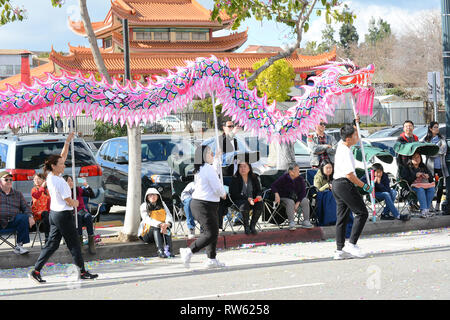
34, 210, 85, 273
183, 198, 195, 230
332, 178, 368, 251
77, 210, 94, 236
0, 213, 30, 245
412, 187, 435, 210
375, 190, 399, 218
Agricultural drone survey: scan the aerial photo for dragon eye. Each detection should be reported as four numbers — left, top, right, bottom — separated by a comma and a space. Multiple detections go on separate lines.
347, 66, 354, 73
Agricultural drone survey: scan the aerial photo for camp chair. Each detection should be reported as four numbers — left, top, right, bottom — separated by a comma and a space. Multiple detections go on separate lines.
170, 179, 190, 235
223, 184, 264, 234
259, 169, 286, 226
31, 218, 44, 248
0, 228, 17, 249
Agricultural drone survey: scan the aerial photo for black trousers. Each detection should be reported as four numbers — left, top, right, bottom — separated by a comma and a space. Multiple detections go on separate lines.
435, 169, 444, 204
189, 199, 219, 259
234, 199, 263, 227
34, 210, 85, 272
332, 178, 368, 251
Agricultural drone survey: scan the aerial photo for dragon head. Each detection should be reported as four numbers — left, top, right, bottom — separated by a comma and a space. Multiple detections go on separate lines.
314, 60, 375, 95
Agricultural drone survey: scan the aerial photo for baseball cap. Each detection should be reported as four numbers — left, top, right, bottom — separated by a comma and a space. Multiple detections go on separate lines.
0, 171, 13, 179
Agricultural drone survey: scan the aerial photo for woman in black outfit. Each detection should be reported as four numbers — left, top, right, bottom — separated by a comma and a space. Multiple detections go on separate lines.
229, 161, 263, 235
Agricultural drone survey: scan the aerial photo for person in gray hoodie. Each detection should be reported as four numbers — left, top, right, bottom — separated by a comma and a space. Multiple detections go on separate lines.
138, 187, 174, 258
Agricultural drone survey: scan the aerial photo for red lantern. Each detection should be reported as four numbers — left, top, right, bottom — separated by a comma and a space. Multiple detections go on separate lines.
300, 72, 307, 80
132, 74, 141, 81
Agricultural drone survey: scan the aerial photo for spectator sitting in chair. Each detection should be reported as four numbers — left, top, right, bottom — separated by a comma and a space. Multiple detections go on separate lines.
361, 163, 410, 221
181, 181, 196, 239
0, 171, 35, 255
271, 163, 313, 230
63, 175, 96, 254
138, 187, 175, 258
229, 160, 263, 235
400, 151, 436, 218
314, 159, 334, 192
31, 173, 51, 245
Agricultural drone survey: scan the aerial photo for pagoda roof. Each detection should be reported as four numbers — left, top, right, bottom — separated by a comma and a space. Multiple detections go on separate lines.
111, 29, 248, 52
48, 47, 336, 74
111, 0, 233, 27
69, 0, 233, 37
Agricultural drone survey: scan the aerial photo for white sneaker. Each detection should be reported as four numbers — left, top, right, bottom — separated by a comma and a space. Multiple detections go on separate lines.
301, 220, 314, 229
343, 243, 366, 258
180, 247, 193, 268
204, 258, 226, 269
333, 250, 352, 260
13, 244, 29, 255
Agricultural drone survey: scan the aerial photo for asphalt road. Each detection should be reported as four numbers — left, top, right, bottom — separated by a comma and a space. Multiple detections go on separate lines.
0, 228, 448, 303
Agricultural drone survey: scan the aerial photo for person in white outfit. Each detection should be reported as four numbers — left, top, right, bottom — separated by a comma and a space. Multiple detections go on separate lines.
180, 145, 226, 269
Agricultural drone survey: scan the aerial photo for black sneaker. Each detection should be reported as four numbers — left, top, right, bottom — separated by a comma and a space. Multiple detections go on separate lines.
380, 214, 395, 220
80, 270, 98, 280
399, 214, 410, 221
28, 270, 46, 284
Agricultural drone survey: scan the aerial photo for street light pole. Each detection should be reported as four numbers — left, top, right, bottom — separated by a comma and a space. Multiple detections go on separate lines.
441, 0, 450, 213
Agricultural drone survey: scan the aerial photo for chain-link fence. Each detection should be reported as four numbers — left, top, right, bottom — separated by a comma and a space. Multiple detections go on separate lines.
9, 106, 446, 136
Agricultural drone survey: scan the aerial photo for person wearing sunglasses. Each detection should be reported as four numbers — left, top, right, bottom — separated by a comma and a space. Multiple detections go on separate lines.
307, 120, 337, 169
0, 171, 35, 255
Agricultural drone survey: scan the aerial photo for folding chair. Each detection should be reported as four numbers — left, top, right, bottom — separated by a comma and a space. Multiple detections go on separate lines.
31, 219, 43, 248
223, 196, 263, 234
0, 228, 17, 249
171, 179, 189, 236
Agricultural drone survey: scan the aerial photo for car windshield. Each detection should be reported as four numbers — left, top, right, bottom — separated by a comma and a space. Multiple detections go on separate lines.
141, 138, 195, 162
203, 137, 252, 153
413, 126, 428, 139
367, 128, 400, 138
15, 142, 95, 169
294, 141, 310, 155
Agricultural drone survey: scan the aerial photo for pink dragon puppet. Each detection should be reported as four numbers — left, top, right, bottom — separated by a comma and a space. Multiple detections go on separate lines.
0, 56, 374, 143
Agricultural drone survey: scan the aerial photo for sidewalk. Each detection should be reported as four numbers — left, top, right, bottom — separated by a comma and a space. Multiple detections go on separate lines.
1, 214, 449, 269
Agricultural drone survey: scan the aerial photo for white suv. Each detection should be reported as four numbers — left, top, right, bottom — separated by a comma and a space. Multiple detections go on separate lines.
0, 133, 104, 211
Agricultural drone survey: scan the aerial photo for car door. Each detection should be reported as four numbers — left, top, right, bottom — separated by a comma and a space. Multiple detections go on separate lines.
112, 139, 129, 200
98, 140, 123, 203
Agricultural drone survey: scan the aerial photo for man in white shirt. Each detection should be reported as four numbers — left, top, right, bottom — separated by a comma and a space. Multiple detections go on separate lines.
332, 123, 372, 260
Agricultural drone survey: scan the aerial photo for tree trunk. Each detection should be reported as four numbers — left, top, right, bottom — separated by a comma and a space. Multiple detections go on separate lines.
79, 0, 140, 240
118, 125, 141, 242
79, 0, 112, 84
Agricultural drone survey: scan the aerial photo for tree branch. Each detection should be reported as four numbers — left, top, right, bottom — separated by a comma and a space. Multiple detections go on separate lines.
247, 0, 318, 83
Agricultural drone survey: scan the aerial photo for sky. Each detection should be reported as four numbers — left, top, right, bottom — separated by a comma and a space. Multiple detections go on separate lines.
0, 0, 442, 53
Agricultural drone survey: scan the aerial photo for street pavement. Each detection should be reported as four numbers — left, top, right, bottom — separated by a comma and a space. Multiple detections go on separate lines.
0, 227, 448, 301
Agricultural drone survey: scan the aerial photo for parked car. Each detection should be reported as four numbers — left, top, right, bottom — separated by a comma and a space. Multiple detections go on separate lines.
205, 132, 312, 174
86, 140, 104, 154
156, 115, 204, 133
95, 134, 196, 212
0, 133, 104, 210
366, 126, 403, 139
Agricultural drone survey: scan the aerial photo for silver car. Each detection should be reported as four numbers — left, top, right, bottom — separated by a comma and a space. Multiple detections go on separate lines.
0, 133, 104, 211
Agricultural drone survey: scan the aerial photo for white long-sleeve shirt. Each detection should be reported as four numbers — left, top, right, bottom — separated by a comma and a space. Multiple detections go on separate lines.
192, 159, 226, 203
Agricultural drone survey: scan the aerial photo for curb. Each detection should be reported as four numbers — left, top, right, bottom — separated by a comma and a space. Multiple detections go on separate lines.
1, 215, 449, 269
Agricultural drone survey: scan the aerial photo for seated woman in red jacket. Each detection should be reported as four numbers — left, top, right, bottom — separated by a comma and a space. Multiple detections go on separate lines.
63, 175, 96, 254
31, 173, 51, 244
